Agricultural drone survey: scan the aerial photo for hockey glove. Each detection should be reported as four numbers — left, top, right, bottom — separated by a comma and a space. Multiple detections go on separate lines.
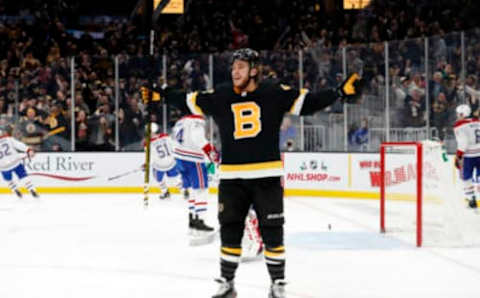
337, 73, 364, 103
455, 150, 463, 169
202, 143, 219, 163
140, 86, 162, 104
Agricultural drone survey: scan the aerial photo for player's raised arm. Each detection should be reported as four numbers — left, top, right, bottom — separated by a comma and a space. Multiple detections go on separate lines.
140, 85, 216, 117
282, 72, 364, 116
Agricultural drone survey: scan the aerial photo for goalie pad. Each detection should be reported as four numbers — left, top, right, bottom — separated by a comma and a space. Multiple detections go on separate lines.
241, 209, 264, 262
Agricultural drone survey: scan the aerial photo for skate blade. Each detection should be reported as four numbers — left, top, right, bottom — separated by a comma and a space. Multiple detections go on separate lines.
189, 231, 217, 246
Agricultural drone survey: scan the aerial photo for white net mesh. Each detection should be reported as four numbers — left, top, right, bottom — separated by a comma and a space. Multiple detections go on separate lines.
383, 141, 480, 247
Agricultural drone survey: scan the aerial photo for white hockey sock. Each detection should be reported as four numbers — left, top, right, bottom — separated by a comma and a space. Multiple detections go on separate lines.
187, 188, 195, 216
22, 177, 37, 192
7, 180, 18, 192
173, 175, 182, 189
464, 180, 475, 200
192, 188, 208, 220
158, 180, 167, 194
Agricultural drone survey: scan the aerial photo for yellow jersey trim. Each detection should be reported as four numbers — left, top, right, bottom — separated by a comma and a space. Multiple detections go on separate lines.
221, 247, 242, 255
264, 250, 285, 258
267, 246, 285, 252
47, 126, 66, 136
219, 161, 283, 172
289, 88, 309, 115
186, 92, 204, 115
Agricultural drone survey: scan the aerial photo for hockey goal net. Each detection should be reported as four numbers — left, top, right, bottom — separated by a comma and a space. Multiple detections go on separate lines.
380, 141, 479, 247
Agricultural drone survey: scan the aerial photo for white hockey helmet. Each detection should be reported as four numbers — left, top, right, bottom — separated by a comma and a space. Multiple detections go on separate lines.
456, 104, 471, 119
150, 122, 159, 134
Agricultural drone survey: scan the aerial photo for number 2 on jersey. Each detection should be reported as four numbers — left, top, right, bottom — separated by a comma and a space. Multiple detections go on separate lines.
0, 143, 12, 159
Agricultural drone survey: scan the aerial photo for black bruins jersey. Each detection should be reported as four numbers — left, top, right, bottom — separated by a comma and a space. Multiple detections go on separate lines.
165, 81, 338, 179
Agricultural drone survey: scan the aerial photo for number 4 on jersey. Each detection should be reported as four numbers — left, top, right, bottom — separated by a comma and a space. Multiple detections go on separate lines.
175, 128, 184, 144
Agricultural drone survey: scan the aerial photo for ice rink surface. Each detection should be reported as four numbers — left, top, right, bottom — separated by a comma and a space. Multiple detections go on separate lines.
1, 193, 479, 298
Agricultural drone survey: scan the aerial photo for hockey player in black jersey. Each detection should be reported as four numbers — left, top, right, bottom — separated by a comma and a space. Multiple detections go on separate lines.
142, 48, 363, 298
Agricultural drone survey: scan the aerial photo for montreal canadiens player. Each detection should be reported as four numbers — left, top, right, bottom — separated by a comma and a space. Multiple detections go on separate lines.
149, 123, 182, 200
0, 127, 39, 198
172, 115, 218, 245
454, 104, 479, 209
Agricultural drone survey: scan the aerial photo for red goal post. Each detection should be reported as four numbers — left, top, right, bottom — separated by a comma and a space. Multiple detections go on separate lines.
380, 142, 423, 247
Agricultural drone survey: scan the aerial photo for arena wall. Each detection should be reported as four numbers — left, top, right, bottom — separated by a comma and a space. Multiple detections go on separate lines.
0, 152, 458, 198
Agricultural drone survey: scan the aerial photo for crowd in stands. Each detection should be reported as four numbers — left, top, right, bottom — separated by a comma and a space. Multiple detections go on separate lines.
1, 0, 480, 152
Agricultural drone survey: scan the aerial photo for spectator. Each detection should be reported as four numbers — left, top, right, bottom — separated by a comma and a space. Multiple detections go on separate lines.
18, 107, 44, 149
403, 89, 426, 127
75, 109, 90, 151
431, 92, 450, 140
354, 118, 369, 150
119, 97, 144, 150
430, 71, 445, 100
87, 115, 113, 151
43, 100, 70, 151
349, 118, 369, 151
463, 75, 480, 116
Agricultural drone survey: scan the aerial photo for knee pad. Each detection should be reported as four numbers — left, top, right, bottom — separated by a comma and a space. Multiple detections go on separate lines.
259, 225, 283, 248
220, 223, 244, 246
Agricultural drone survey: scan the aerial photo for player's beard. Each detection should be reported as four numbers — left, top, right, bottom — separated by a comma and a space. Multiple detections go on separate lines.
233, 75, 250, 90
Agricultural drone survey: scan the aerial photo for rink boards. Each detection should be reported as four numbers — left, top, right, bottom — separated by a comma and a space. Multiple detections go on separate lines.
0, 152, 459, 198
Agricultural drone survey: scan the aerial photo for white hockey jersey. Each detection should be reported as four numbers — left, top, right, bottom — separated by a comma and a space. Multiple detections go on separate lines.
454, 118, 480, 157
0, 135, 30, 171
150, 133, 177, 170
172, 115, 209, 162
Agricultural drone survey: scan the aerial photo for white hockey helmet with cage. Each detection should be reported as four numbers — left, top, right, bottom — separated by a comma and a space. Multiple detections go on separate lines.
456, 104, 471, 119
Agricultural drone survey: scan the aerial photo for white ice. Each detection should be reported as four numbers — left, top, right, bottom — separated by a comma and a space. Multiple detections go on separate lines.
1, 194, 479, 298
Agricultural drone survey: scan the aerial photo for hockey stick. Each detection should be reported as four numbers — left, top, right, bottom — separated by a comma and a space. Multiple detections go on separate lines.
108, 168, 143, 181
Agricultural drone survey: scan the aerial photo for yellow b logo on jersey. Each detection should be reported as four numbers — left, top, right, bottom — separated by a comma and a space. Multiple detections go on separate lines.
231, 102, 262, 139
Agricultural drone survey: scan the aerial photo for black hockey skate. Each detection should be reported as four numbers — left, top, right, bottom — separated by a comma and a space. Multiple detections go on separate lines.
30, 190, 39, 198
189, 215, 216, 245
468, 197, 478, 209
194, 216, 214, 232
183, 188, 189, 200
14, 189, 22, 198
212, 278, 237, 298
188, 213, 195, 231
159, 191, 170, 200
268, 279, 287, 298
